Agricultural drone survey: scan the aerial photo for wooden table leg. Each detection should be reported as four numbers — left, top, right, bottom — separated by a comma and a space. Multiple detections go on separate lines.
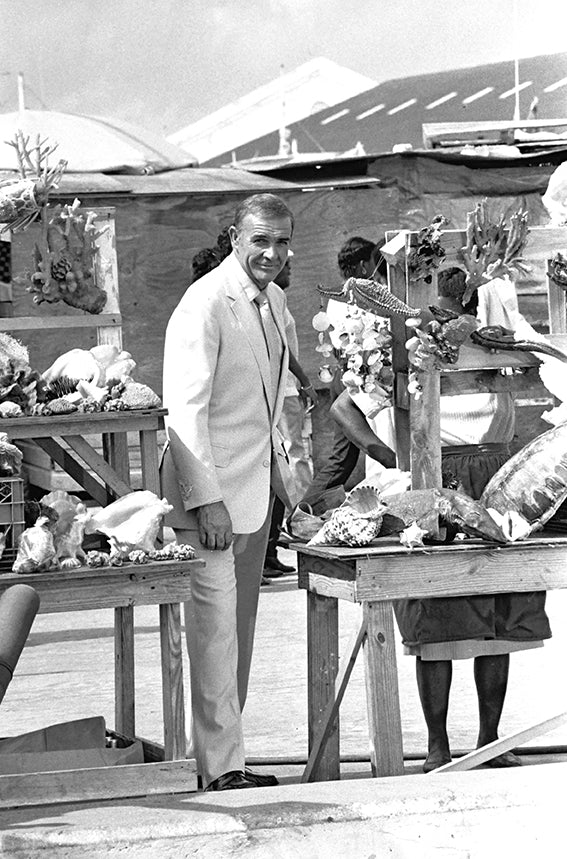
140, 429, 160, 493
307, 590, 340, 781
362, 600, 404, 776
103, 431, 131, 500
115, 605, 135, 737
159, 603, 186, 760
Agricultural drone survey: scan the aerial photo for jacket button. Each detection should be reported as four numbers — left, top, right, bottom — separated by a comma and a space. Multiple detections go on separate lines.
263, 459, 270, 467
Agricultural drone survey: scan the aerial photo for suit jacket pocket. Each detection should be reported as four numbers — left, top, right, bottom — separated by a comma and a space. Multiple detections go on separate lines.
211, 443, 231, 468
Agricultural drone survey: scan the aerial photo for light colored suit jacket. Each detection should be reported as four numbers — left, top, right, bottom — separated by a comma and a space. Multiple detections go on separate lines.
161, 252, 292, 534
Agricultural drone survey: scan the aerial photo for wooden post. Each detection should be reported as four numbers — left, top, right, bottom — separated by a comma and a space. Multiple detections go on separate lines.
362, 601, 404, 776
307, 590, 340, 781
159, 603, 186, 760
114, 604, 135, 738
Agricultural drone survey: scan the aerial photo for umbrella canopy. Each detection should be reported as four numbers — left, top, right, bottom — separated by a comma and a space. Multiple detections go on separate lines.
0, 110, 196, 173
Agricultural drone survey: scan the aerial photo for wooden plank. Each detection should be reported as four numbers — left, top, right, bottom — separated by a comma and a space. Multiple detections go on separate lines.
63, 434, 133, 498
115, 605, 135, 739
159, 603, 186, 760
403, 227, 567, 265
410, 370, 441, 496
440, 368, 548, 398
0, 409, 166, 439
299, 572, 357, 602
354, 543, 567, 601
298, 553, 357, 581
302, 614, 366, 783
140, 429, 161, 494
388, 234, 411, 471
0, 759, 198, 808
0, 560, 202, 613
307, 591, 340, 781
362, 601, 404, 776
432, 712, 567, 773
547, 273, 567, 335
0, 314, 122, 331
32, 437, 108, 506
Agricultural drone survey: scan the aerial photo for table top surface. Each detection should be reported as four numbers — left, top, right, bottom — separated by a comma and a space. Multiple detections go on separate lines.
0, 556, 204, 587
0, 408, 167, 437
293, 530, 567, 562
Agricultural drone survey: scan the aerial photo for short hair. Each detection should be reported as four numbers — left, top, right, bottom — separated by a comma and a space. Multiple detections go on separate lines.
191, 247, 220, 283
438, 266, 478, 314
337, 236, 376, 278
232, 193, 294, 233
214, 226, 232, 260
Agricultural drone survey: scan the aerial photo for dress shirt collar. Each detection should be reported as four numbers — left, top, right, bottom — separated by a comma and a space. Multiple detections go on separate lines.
224, 251, 262, 303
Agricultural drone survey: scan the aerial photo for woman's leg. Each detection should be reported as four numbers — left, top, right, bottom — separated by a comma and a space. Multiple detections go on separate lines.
416, 657, 452, 771
474, 653, 521, 766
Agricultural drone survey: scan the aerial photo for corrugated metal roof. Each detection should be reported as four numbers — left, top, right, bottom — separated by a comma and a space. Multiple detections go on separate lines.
208, 52, 567, 165
0, 167, 297, 197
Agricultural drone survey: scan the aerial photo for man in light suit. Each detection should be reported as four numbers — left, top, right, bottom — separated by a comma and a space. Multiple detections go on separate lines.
161, 193, 297, 791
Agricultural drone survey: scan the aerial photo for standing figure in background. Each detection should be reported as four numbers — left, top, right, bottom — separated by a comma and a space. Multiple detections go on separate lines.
331, 267, 551, 772
161, 193, 297, 791
263, 252, 315, 578
300, 236, 384, 513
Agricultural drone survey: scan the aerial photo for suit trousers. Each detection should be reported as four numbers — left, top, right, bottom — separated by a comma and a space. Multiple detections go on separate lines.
174, 508, 271, 788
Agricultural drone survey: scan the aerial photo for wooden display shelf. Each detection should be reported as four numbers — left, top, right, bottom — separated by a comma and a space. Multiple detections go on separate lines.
0, 558, 202, 807
0, 408, 166, 506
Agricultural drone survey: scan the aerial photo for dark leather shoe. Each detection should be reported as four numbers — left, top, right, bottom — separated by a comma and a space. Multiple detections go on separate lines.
205, 769, 278, 791
205, 770, 254, 791
244, 768, 278, 787
264, 557, 295, 575
260, 576, 272, 586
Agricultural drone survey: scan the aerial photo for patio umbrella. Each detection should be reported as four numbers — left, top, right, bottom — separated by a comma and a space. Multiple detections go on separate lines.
0, 110, 196, 174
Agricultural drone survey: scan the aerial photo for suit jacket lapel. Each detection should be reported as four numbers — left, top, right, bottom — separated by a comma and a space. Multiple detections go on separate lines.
227, 289, 273, 412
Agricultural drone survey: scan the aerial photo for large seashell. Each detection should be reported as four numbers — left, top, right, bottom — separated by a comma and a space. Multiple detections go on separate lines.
481, 421, 567, 532
342, 484, 384, 516
308, 506, 383, 547
42, 349, 101, 386
86, 490, 173, 558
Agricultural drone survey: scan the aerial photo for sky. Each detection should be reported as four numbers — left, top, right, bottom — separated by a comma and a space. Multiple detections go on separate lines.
1, 0, 567, 137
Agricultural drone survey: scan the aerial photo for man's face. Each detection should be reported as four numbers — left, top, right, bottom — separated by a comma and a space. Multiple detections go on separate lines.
230, 212, 292, 290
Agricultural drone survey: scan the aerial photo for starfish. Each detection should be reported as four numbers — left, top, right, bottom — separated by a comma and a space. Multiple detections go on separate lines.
317, 277, 421, 320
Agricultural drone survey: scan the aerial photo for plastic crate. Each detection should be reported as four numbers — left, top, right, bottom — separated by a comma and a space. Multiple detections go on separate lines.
0, 478, 25, 552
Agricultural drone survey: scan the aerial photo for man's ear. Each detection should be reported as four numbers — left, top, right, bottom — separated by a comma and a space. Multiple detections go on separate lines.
228, 225, 238, 248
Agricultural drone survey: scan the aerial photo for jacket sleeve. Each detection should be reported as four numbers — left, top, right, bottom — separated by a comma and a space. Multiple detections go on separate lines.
163, 295, 224, 511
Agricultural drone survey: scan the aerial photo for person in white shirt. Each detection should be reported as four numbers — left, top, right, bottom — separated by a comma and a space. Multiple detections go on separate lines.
330, 267, 550, 772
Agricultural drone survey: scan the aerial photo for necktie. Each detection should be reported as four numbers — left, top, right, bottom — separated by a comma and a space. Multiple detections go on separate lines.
254, 292, 282, 408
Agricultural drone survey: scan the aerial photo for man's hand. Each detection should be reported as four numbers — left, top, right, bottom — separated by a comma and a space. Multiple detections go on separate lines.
299, 383, 318, 411
195, 501, 233, 550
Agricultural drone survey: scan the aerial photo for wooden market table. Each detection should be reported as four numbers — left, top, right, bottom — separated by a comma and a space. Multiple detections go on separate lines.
297, 531, 567, 782
0, 408, 167, 505
0, 407, 169, 743
0, 557, 202, 762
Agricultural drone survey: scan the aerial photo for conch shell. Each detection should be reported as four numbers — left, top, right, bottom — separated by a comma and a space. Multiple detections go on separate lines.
308, 484, 385, 547
86, 490, 173, 559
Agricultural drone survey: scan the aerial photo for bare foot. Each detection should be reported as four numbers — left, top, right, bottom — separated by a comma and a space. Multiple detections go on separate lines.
482, 751, 522, 768
423, 753, 452, 773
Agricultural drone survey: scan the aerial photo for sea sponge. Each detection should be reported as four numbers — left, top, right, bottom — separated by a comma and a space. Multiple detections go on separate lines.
119, 382, 161, 410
